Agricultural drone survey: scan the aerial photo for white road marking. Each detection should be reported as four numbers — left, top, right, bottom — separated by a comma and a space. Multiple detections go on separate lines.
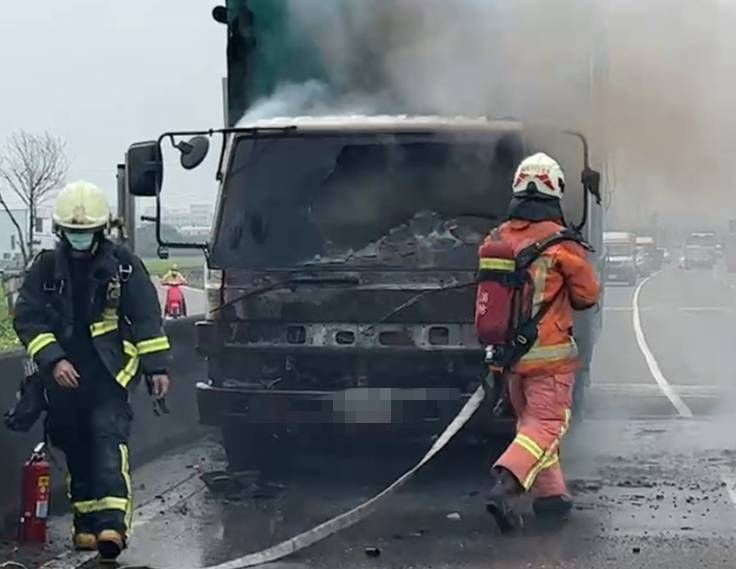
604, 306, 728, 313
591, 383, 722, 398
632, 275, 694, 418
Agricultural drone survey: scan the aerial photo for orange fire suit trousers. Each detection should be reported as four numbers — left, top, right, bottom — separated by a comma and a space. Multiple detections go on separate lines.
493, 372, 573, 498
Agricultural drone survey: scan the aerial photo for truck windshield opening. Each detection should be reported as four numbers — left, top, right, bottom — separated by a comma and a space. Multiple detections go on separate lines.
210, 132, 521, 269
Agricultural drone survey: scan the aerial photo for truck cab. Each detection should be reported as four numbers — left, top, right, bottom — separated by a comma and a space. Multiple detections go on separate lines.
635, 235, 660, 276
124, 116, 603, 466
683, 231, 718, 270
122, 1, 606, 467
604, 232, 638, 285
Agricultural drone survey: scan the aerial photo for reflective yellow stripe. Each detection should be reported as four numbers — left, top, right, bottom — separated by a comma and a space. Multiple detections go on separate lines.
28, 333, 57, 357
530, 256, 552, 317
479, 258, 516, 271
540, 453, 560, 470
521, 340, 578, 363
72, 497, 129, 514
120, 444, 132, 531
522, 408, 572, 490
90, 320, 118, 337
136, 336, 170, 355
115, 341, 140, 388
514, 434, 544, 460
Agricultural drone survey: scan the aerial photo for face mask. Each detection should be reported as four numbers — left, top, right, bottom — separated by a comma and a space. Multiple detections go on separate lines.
64, 231, 95, 251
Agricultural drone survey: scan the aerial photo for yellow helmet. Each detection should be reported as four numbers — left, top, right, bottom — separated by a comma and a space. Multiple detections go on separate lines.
53, 181, 110, 231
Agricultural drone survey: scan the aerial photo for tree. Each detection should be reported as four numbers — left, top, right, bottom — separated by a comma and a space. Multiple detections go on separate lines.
0, 130, 69, 264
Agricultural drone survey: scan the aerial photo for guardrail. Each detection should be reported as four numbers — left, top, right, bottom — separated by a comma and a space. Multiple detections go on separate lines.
0, 317, 207, 531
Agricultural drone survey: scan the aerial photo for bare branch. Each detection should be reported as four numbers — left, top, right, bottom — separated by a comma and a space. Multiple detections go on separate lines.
0, 130, 68, 207
0, 193, 28, 265
0, 130, 69, 259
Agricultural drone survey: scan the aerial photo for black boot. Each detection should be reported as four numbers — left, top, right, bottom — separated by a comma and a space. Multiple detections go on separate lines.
532, 495, 574, 520
485, 467, 524, 533
97, 530, 125, 563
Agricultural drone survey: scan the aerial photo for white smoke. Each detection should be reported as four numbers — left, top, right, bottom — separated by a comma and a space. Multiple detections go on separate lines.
239, 0, 731, 228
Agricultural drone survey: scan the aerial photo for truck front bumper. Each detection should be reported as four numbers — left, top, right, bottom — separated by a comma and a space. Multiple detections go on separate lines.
195, 383, 511, 434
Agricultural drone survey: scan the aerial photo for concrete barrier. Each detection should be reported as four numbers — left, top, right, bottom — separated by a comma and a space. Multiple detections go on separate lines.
0, 317, 207, 531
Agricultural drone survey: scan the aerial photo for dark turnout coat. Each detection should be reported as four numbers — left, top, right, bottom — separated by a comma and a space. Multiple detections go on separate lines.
13, 239, 170, 387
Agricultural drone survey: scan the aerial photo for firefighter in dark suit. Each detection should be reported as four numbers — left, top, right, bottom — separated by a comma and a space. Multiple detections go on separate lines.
13, 181, 171, 561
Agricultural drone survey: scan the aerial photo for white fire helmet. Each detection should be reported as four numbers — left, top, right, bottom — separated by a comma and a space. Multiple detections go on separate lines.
512, 153, 566, 200
53, 181, 111, 231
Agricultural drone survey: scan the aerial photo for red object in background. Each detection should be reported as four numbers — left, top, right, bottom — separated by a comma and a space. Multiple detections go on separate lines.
164, 284, 187, 319
19, 443, 50, 544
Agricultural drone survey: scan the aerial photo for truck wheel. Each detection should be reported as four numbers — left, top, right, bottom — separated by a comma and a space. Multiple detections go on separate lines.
221, 422, 287, 473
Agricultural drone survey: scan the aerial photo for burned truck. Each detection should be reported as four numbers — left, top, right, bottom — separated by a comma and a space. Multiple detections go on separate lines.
123, 1, 606, 466
125, 117, 603, 465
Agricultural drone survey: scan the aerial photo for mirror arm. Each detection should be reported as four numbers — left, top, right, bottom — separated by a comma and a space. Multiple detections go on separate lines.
563, 130, 601, 234
147, 135, 210, 255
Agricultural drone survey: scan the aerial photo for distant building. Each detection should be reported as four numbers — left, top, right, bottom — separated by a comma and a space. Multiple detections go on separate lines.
141, 203, 214, 230
0, 208, 55, 266
179, 226, 211, 240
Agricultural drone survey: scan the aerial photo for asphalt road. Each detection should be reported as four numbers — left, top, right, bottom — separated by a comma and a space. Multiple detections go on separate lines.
11, 265, 736, 569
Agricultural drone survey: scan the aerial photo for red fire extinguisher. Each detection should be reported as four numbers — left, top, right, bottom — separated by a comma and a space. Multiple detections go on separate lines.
19, 442, 51, 544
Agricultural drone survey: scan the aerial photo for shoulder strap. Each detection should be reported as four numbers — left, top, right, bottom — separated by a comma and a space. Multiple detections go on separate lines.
33, 250, 64, 295
518, 229, 592, 324
516, 229, 591, 270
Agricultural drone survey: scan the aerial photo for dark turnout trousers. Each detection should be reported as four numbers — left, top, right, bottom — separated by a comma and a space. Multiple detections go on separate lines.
46, 376, 132, 536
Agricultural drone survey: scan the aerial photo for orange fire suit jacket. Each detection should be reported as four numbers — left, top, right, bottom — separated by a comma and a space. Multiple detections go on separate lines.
493, 219, 600, 376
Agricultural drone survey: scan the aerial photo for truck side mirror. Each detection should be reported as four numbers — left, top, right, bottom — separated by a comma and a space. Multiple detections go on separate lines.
126, 141, 162, 197
581, 168, 602, 205
177, 136, 210, 170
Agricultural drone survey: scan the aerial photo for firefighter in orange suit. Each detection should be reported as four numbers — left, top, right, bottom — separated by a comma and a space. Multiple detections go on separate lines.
484, 153, 600, 530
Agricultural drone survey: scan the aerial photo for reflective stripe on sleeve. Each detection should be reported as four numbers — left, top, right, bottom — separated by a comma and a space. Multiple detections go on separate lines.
115, 341, 140, 388
135, 336, 171, 355
90, 320, 118, 337
27, 333, 57, 357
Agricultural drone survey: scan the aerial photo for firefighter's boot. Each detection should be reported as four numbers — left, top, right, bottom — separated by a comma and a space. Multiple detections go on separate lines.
485, 466, 523, 533
97, 529, 125, 562
533, 495, 574, 520
73, 532, 97, 551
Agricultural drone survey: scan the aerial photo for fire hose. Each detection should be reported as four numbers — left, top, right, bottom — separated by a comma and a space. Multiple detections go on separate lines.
191, 384, 486, 569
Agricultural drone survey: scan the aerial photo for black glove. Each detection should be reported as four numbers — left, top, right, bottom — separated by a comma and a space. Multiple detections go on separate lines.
4, 373, 46, 432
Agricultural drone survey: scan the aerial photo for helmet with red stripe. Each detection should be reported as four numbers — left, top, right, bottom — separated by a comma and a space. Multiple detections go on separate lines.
512, 153, 565, 200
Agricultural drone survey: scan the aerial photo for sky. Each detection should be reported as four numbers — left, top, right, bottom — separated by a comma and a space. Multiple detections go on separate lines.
0, 1, 225, 211
1, 1, 733, 235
